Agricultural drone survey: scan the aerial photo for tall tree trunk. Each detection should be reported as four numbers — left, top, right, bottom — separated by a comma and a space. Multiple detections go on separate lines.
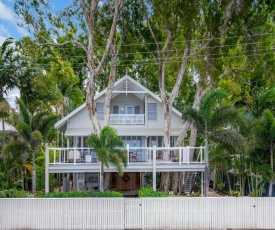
170, 172, 179, 194
32, 150, 36, 194
104, 44, 121, 190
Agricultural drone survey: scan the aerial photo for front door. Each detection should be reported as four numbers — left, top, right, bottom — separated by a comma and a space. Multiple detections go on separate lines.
113, 172, 140, 191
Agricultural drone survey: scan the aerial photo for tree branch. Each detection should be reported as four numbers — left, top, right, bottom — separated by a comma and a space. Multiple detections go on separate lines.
95, 0, 123, 75
141, 0, 161, 62
168, 27, 192, 105
37, 40, 88, 53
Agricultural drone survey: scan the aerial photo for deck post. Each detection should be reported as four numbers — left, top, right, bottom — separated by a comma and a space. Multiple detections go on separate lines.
187, 146, 190, 164
45, 144, 49, 193
74, 146, 76, 165
201, 171, 204, 197
127, 144, 129, 165
179, 146, 182, 165
153, 145, 156, 191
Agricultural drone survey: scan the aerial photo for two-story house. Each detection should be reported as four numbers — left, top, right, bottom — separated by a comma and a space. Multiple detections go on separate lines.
45, 75, 205, 194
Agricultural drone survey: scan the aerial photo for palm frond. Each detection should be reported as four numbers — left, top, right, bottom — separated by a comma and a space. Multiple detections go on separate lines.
210, 128, 247, 153
16, 122, 31, 141
16, 98, 31, 125
200, 88, 228, 123
209, 105, 245, 130
182, 106, 204, 133
253, 86, 275, 116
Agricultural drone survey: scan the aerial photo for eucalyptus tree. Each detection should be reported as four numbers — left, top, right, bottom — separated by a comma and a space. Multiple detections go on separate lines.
15, 0, 126, 136
182, 88, 246, 196
86, 126, 127, 191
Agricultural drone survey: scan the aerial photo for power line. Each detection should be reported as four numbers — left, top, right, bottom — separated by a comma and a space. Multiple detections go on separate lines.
0, 49, 273, 71
19, 31, 275, 51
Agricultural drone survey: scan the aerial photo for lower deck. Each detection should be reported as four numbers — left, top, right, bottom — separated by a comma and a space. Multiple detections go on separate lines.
45, 146, 205, 193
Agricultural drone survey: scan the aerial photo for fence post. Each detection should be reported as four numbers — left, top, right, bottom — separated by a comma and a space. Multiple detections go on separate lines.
153, 145, 156, 191
45, 144, 49, 193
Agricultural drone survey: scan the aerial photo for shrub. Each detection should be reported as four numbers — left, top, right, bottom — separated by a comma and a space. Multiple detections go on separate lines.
42, 190, 123, 198
138, 186, 169, 197
0, 189, 30, 198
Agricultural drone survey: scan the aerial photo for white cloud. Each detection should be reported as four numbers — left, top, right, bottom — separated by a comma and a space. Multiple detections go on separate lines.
0, 1, 29, 38
0, 1, 14, 22
0, 35, 6, 44
0, 24, 11, 37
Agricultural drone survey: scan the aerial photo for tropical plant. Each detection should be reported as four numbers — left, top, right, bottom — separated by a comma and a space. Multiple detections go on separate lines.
86, 126, 127, 192
250, 109, 275, 196
182, 88, 246, 196
3, 98, 58, 193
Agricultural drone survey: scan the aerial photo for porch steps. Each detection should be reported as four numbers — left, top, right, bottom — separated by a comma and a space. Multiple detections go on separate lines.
182, 171, 198, 194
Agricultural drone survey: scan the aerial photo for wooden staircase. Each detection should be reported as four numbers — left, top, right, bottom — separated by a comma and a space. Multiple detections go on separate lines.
182, 171, 198, 194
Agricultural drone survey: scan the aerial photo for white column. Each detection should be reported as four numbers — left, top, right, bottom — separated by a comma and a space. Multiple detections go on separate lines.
153, 145, 156, 191
145, 94, 148, 127
127, 144, 130, 165
45, 145, 49, 193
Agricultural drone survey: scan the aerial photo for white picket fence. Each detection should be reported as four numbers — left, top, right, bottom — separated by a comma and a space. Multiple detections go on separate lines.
1, 197, 275, 229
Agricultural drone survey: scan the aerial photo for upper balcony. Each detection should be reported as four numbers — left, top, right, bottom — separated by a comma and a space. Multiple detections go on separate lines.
110, 114, 145, 125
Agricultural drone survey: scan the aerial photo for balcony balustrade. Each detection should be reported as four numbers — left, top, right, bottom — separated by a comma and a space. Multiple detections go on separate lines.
110, 114, 145, 125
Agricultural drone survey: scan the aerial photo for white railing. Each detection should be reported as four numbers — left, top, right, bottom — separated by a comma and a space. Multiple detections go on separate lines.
47, 146, 205, 165
110, 114, 145, 124
1, 197, 275, 230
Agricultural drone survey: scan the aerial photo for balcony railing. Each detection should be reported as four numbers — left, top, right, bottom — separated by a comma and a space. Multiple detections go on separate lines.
47, 146, 205, 166
110, 114, 145, 125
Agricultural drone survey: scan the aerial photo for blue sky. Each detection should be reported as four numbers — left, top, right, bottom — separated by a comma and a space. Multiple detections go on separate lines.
0, 0, 69, 44
0, 0, 69, 107
0, 0, 29, 43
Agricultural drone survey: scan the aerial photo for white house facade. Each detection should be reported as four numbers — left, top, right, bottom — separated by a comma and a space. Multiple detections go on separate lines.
46, 75, 205, 194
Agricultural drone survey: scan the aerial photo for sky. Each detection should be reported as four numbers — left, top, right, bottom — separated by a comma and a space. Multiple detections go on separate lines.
0, 0, 29, 44
0, 0, 69, 108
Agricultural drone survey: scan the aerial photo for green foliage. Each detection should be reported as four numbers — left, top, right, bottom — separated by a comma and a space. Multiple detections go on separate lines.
41, 191, 123, 198
138, 186, 169, 197
86, 126, 127, 176
0, 189, 30, 198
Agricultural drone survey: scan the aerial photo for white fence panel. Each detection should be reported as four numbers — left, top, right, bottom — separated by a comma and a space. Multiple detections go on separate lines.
0, 198, 124, 230
1, 197, 275, 229
124, 198, 142, 229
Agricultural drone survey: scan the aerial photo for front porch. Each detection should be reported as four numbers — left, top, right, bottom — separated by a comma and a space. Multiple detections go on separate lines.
45, 146, 205, 193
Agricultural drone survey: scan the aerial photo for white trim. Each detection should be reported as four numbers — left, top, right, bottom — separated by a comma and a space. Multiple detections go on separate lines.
54, 75, 182, 130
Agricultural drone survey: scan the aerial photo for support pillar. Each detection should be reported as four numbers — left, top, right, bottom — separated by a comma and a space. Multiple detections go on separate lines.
153, 145, 156, 191
45, 145, 49, 193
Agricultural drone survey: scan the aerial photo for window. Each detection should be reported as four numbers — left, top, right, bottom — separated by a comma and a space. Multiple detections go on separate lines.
96, 103, 104, 120
113, 106, 135, 114
148, 103, 157, 120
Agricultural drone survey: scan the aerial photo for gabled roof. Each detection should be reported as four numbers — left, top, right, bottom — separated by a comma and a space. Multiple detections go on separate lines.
55, 75, 182, 129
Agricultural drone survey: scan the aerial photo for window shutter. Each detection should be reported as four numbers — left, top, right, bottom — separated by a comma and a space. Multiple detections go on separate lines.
113, 105, 119, 114
134, 106, 140, 114
96, 103, 104, 120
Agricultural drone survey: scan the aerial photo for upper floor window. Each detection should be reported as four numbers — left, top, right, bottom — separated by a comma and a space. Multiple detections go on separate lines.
148, 103, 157, 120
113, 106, 140, 114
96, 103, 104, 120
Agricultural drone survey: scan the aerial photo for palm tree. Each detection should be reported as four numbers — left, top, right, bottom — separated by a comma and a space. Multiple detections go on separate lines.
0, 37, 18, 98
86, 126, 127, 192
5, 98, 58, 193
182, 88, 246, 196
251, 109, 275, 196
